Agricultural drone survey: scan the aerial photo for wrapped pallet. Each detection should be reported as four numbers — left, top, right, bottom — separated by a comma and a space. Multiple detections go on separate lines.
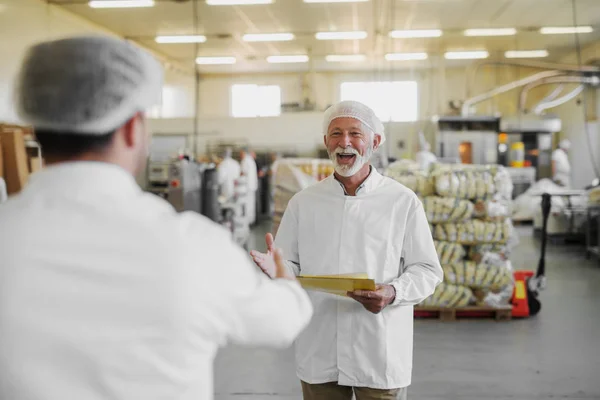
423, 196, 474, 223
420, 282, 474, 308
442, 261, 513, 291
434, 241, 467, 265
433, 219, 512, 244
384, 161, 434, 197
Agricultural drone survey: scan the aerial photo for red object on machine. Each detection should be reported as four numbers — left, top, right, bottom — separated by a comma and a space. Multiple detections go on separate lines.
511, 270, 534, 317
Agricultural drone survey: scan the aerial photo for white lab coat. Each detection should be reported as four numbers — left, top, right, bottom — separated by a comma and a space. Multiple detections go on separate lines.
0, 177, 6, 203
217, 156, 241, 200
241, 156, 258, 224
552, 148, 571, 187
275, 168, 443, 389
0, 162, 312, 400
415, 150, 437, 171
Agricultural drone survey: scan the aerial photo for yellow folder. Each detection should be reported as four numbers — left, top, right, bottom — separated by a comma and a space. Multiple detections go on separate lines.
297, 273, 376, 296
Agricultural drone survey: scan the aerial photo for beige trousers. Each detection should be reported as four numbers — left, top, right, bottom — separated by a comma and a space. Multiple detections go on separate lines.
301, 381, 408, 400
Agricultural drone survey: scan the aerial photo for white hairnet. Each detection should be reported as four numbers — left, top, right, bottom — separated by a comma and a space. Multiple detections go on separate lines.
323, 100, 386, 144
16, 35, 163, 134
559, 139, 571, 150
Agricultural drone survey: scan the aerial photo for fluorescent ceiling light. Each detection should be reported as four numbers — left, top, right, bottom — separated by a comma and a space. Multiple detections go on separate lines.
540, 26, 593, 34
464, 28, 516, 37
505, 50, 549, 59
89, 0, 154, 8
304, 0, 368, 3
326, 54, 366, 62
206, 0, 272, 4
385, 52, 428, 61
444, 50, 489, 60
156, 35, 206, 44
196, 57, 236, 65
267, 55, 309, 63
389, 29, 442, 38
316, 31, 367, 40
243, 33, 294, 42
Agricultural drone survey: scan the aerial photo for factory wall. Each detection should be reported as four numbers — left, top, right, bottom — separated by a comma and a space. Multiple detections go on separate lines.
0, 0, 195, 124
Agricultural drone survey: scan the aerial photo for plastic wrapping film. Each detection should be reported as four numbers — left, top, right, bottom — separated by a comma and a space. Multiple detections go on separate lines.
433, 218, 512, 244
385, 161, 435, 197
443, 261, 513, 291
434, 240, 467, 265
419, 282, 474, 308
473, 199, 511, 221
423, 196, 474, 223
431, 164, 512, 201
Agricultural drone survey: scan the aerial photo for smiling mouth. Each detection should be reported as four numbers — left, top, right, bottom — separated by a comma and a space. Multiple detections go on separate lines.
337, 154, 356, 164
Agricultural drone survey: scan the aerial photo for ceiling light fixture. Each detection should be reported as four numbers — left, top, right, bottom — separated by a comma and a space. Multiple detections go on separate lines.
316, 31, 368, 40
243, 33, 294, 42
464, 28, 516, 37
444, 50, 489, 60
89, 0, 154, 8
389, 29, 442, 38
304, 0, 368, 3
540, 26, 593, 34
196, 57, 237, 65
385, 52, 428, 61
206, 0, 273, 4
156, 35, 207, 44
326, 54, 366, 62
267, 55, 309, 63
505, 50, 549, 58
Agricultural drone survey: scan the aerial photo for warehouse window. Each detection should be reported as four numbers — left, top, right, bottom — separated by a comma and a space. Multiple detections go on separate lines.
231, 84, 281, 117
340, 81, 418, 122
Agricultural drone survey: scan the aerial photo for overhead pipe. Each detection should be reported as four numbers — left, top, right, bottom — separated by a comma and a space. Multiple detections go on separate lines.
518, 75, 600, 113
533, 85, 585, 115
461, 70, 567, 116
466, 60, 599, 98
536, 84, 565, 107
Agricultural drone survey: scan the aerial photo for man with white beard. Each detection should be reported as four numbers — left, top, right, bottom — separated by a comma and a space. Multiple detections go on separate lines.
251, 100, 443, 400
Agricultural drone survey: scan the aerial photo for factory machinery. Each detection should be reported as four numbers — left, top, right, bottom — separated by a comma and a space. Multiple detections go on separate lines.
146, 157, 250, 248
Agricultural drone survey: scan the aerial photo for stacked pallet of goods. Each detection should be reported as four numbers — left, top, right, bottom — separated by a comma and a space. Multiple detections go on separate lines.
271, 158, 334, 235
386, 161, 517, 309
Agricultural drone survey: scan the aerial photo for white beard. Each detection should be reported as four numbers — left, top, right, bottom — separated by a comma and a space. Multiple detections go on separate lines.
328, 144, 374, 177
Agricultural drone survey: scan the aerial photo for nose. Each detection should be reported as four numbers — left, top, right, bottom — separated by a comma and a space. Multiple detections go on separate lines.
338, 132, 351, 148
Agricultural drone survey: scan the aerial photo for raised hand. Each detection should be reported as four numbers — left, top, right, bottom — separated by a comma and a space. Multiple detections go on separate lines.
250, 233, 294, 280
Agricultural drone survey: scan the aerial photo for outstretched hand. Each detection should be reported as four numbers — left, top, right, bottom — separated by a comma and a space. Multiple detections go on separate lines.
250, 233, 295, 280
347, 285, 396, 314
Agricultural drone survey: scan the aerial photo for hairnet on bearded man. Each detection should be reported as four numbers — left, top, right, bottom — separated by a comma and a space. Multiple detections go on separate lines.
322, 100, 386, 145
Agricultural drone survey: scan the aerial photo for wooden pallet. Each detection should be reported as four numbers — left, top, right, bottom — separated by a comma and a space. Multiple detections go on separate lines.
414, 306, 513, 321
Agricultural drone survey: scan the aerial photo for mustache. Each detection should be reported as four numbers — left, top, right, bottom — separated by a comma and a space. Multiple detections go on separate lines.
333, 147, 359, 155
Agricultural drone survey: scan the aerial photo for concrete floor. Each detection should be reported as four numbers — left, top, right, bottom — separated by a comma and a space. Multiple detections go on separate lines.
214, 222, 600, 400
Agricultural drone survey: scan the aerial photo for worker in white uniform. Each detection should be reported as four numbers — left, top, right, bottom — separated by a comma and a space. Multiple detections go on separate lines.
240, 147, 258, 225
0, 35, 312, 400
251, 100, 443, 400
415, 135, 437, 171
217, 147, 241, 200
552, 139, 571, 187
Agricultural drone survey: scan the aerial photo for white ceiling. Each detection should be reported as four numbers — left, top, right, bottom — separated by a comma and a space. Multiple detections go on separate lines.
45, 0, 600, 73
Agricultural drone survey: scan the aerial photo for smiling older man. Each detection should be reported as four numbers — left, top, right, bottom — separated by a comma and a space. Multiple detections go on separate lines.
252, 100, 442, 400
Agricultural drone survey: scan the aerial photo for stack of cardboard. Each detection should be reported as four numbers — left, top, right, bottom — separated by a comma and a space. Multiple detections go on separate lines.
0, 124, 43, 196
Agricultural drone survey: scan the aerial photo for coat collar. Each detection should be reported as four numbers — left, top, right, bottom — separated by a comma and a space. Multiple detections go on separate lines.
24, 161, 141, 198
328, 166, 384, 196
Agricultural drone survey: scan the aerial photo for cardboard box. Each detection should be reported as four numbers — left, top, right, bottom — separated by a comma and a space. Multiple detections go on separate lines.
29, 156, 43, 173
1, 128, 29, 194
0, 138, 4, 179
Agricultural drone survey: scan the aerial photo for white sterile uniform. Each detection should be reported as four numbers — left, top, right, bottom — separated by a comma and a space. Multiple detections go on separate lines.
241, 155, 258, 224
552, 148, 571, 187
415, 150, 437, 171
218, 156, 241, 200
0, 162, 312, 400
275, 167, 443, 390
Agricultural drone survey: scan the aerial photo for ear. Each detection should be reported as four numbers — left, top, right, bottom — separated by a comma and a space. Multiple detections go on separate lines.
373, 134, 382, 150
323, 135, 327, 147
122, 112, 143, 148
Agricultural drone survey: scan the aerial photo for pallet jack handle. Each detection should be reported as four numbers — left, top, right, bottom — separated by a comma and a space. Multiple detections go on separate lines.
526, 192, 551, 315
